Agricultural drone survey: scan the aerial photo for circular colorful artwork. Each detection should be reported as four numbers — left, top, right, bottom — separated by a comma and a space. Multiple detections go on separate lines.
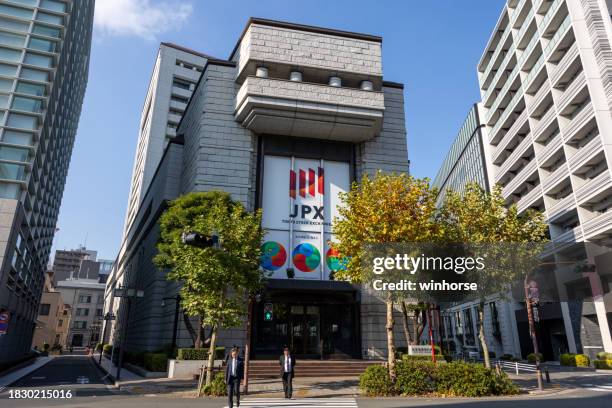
292, 243, 321, 272
326, 248, 347, 271
260, 241, 287, 271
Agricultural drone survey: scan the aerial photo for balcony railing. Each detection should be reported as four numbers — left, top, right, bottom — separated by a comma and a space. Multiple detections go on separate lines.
483, 45, 516, 105
556, 71, 587, 113
532, 106, 557, 141
552, 225, 583, 244
575, 170, 612, 204
496, 135, 533, 183
539, 0, 564, 35
528, 79, 551, 115
515, 7, 536, 46
538, 131, 563, 164
542, 163, 569, 192
547, 194, 575, 221
482, 27, 513, 88
493, 110, 528, 162
568, 134, 603, 173
550, 42, 579, 87
517, 185, 543, 213
503, 159, 538, 198
562, 102, 595, 143
582, 210, 612, 239
489, 89, 524, 143
544, 15, 572, 63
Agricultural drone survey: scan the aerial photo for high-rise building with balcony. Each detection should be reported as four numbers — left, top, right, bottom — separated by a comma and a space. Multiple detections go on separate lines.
122, 43, 213, 238
474, 0, 612, 359
0, 0, 94, 364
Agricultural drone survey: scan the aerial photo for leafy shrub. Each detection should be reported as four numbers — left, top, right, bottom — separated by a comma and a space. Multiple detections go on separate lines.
42, 343, 50, 351
201, 372, 227, 396
395, 360, 435, 395
143, 353, 168, 372
177, 347, 225, 360
95, 343, 104, 351
594, 359, 612, 369
560, 353, 590, 367
401, 354, 443, 362
596, 352, 612, 360
103, 344, 113, 354
359, 365, 395, 396
527, 353, 543, 363
435, 361, 517, 397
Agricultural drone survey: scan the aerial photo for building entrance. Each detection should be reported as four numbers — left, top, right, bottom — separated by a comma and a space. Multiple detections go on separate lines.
252, 280, 360, 359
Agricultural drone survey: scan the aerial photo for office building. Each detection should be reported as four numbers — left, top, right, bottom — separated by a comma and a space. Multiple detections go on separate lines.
437, 0, 612, 361
104, 18, 409, 359
0, 0, 94, 364
51, 246, 97, 282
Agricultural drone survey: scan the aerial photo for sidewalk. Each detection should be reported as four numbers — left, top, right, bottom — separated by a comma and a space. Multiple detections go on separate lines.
91, 352, 141, 382
247, 377, 360, 398
0, 356, 54, 390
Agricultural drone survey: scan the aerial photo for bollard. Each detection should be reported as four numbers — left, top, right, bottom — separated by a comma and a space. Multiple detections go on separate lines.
545, 367, 550, 383
515, 361, 519, 375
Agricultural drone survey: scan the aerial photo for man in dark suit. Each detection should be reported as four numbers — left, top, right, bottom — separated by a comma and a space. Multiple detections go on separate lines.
225, 346, 244, 407
279, 346, 296, 399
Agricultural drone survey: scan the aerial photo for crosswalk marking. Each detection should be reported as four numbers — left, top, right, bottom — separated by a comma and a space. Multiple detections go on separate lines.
585, 384, 612, 392
223, 397, 358, 407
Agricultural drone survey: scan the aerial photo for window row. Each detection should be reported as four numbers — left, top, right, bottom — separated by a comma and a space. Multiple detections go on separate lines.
0, 46, 55, 67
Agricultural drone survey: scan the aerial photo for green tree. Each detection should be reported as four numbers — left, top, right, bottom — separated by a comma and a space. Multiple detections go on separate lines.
155, 191, 264, 385
438, 183, 548, 368
332, 172, 439, 380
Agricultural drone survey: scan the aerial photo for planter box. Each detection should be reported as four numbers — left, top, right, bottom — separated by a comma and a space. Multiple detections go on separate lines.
167, 359, 223, 379
124, 362, 166, 379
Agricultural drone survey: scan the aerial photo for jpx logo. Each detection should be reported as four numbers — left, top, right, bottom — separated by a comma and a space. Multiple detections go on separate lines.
289, 167, 324, 220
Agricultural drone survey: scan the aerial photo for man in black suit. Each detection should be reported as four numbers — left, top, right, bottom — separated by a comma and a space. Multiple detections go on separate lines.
225, 346, 244, 407
279, 346, 296, 399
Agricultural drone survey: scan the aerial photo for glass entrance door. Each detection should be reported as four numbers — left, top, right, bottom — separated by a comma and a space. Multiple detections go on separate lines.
290, 305, 320, 356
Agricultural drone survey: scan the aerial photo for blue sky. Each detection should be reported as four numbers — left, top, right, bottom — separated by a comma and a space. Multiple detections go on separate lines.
52, 0, 505, 260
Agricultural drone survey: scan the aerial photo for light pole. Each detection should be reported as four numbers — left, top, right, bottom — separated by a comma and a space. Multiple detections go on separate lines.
99, 312, 115, 364
243, 292, 262, 395
114, 285, 144, 381
162, 295, 181, 350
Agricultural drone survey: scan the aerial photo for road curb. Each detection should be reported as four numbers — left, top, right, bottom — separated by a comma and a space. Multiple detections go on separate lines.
0, 356, 54, 389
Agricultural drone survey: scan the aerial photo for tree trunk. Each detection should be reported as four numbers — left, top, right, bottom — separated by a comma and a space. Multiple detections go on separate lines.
477, 302, 490, 369
205, 323, 218, 386
412, 308, 426, 345
400, 301, 413, 347
386, 294, 397, 381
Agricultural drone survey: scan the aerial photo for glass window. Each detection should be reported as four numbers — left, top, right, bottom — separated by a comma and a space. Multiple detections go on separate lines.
28, 38, 56, 53
0, 78, 13, 92
36, 12, 63, 25
23, 52, 52, 68
32, 25, 60, 38
40, 0, 66, 13
39, 303, 50, 316
0, 94, 8, 108
7, 113, 37, 129
0, 32, 26, 48
0, 110, 4, 122
16, 81, 45, 96
0, 47, 21, 63
20, 68, 48, 82
0, 162, 26, 181
0, 16, 29, 33
0, 4, 34, 19
8, 0, 38, 5
0, 63, 17, 77
12, 96, 41, 112
0, 181, 20, 198
2, 130, 33, 146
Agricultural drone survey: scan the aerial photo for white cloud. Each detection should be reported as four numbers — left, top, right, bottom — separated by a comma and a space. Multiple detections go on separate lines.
94, 0, 193, 41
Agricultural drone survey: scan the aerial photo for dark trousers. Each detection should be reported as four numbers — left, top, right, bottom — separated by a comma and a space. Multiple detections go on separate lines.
227, 376, 240, 407
282, 372, 293, 398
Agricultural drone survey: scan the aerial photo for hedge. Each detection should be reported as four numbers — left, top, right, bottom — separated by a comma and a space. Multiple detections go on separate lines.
560, 353, 590, 367
594, 359, 612, 369
103, 344, 113, 354
359, 361, 518, 397
527, 353, 543, 363
201, 372, 227, 396
143, 353, 168, 372
359, 365, 395, 396
596, 352, 612, 360
177, 347, 225, 361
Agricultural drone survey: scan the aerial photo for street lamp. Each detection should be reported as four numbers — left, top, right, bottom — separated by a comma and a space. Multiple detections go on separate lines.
114, 285, 144, 381
161, 295, 181, 350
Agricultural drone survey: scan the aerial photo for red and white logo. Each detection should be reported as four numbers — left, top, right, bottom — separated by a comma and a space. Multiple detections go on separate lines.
289, 167, 324, 198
